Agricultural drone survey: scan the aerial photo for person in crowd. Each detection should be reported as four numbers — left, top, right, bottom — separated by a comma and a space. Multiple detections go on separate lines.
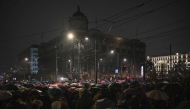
167, 91, 175, 109
4, 93, 26, 109
151, 100, 167, 109
107, 88, 116, 103
115, 88, 125, 109
29, 99, 43, 109
25, 94, 34, 109
68, 91, 78, 109
36, 87, 51, 109
52, 100, 61, 109
75, 89, 93, 109
59, 97, 69, 109
93, 89, 102, 103
138, 87, 151, 109
128, 95, 140, 109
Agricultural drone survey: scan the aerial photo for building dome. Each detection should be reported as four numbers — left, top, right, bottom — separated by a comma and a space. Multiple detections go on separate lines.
72, 6, 86, 17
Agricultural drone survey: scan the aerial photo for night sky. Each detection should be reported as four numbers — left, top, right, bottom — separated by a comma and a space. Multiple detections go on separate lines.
0, 0, 190, 73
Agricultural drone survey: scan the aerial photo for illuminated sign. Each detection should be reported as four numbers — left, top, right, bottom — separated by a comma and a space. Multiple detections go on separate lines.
115, 69, 118, 74
141, 66, 143, 77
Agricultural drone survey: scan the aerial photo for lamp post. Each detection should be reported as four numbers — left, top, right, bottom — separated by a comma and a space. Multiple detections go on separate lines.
95, 40, 97, 84
116, 52, 119, 80
123, 58, 127, 77
24, 58, 28, 81
55, 46, 58, 81
68, 33, 89, 80
110, 50, 119, 80
169, 44, 173, 83
143, 61, 147, 80
68, 59, 71, 74
78, 41, 81, 80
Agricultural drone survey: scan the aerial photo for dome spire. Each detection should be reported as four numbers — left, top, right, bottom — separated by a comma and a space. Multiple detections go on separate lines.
77, 5, 80, 12
72, 6, 86, 17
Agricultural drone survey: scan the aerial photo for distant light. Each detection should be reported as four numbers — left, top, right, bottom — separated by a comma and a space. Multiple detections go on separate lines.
124, 59, 127, 61
25, 58, 28, 61
111, 50, 114, 53
100, 58, 102, 61
68, 33, 73, 39
60, 77, 63, 80
13, 78, 16, 80
85, 37, 88, 40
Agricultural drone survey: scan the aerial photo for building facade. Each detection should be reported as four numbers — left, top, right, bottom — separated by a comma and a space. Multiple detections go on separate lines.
147, 52, 190, 74
18, 44, 39, 81
37, 7, 146, 81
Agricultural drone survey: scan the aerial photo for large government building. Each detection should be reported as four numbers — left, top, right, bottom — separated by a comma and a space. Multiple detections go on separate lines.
147, 52, 190, 74
18, 7, 146, 81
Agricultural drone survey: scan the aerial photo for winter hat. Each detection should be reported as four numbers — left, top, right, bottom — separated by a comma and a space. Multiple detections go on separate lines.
32, 99, 43, 107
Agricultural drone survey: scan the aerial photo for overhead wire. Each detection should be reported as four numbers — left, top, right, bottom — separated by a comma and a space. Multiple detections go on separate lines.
0, 0, 181, 44
0, 28, 64, 43
94, 0, 153, 28
139, 25, 190, 40
0, 0, 18, 20
89, 3, 137, 24
105, 0, 181, 32
146, 31, 190, 45
102, 27, 189, 44
146, 40, 190, 51
95, 8, 137, 28
127, 17, 190, 38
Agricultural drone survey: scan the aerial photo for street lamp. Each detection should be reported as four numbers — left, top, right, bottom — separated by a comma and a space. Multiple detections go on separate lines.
24, 58, 28, 81
25, 58, 28, 61
68, 33, 80, 80
68, 59, 72, 74
124, 58, 127, 62
110, 50, 119, 80
110, 50, 114, 53
68, 33, 74, 39
68, 33, 100, 82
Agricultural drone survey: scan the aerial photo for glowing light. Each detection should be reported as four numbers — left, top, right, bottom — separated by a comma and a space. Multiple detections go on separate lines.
60, 77, 64, 80
25, 58, 28, 61
68, 33, 73, 39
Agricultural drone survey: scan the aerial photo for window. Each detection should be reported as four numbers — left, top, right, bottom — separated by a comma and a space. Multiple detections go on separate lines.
128, 50, 131, 55
136, 51, 139, 56
122, 49, 126, 54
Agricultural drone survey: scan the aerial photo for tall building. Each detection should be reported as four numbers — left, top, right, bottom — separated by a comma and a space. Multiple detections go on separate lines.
147, 52, 190, 74
18, 44, 39, 81
37, 7, 146, 81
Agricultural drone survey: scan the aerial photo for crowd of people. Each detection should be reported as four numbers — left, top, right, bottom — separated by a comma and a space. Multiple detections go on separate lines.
0, 78, 190, 109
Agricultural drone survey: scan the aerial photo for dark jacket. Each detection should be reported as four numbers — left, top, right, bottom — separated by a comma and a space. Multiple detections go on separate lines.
75, 89, 93, 109
129, 97, 140, 109
5, 101, 26, 109
37, 95, 51, 109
